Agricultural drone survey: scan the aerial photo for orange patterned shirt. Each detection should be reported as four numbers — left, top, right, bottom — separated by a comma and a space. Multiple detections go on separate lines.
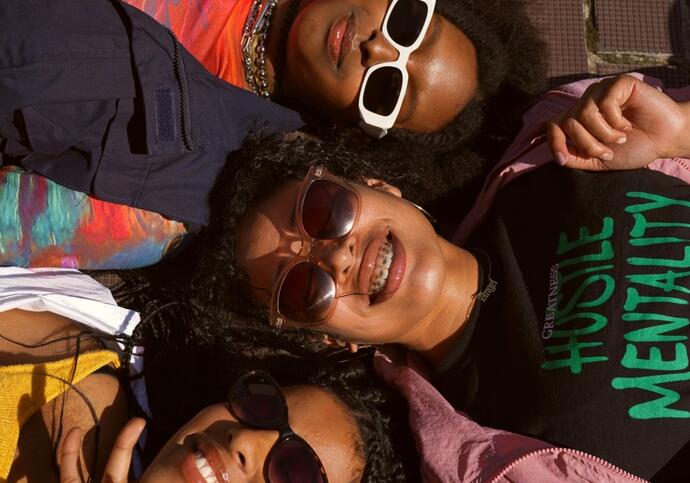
125, 0, 252, 88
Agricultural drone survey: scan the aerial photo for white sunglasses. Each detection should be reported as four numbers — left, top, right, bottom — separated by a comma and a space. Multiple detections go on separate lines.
358, 0, 436, 138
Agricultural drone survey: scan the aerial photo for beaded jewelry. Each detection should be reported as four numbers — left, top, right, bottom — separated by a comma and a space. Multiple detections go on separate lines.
242, 0, 278, 98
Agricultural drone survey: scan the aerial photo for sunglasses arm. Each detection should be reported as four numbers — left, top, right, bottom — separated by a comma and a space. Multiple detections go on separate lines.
359, 120, 388, 139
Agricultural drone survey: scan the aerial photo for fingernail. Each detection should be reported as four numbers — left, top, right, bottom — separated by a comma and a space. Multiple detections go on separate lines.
616, 136, 627, 144
555, 153, 568, 166
601, 152, 613, 161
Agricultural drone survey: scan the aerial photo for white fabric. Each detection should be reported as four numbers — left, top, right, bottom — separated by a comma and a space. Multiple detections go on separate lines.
0, 266, 152, 466
0, 267, 143, 364
0, 266, 140, 334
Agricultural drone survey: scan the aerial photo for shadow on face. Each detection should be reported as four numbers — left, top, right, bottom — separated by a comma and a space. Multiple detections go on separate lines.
235, 173, 451, 348
142, 385, 363, 482
281, 0, 478, 132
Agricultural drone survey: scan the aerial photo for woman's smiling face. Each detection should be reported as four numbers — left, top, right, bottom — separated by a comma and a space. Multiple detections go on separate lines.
235, 173, 456, 346
141, 386, 361, 483
281, 0, 478, 132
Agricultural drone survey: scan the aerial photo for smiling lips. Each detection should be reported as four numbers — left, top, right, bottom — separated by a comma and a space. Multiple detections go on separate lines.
181, 436, 230, 483
369, 234, 393, 294
192, 451, 223, 483
362, 231, 406, 304
327, 14, 355, 68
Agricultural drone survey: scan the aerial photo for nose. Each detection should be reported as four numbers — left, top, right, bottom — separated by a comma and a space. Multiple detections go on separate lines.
361, 30, 399, 67
311, 238, 355, 283
225, 426, 277, 479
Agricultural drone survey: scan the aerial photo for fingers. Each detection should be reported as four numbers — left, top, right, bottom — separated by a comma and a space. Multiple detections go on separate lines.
102, 417, 146, 483
547, 116, 616, 166
60, 427, 84, 483
546, 121, 569, 166
548, 76, 635, 169
561, 116, 614, 161
555, 145, 610, 171
599, 89, 633, 133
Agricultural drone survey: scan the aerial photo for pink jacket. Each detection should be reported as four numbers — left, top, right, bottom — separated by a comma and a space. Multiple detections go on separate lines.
375, 75, 690, 482
375, 349, 646, 482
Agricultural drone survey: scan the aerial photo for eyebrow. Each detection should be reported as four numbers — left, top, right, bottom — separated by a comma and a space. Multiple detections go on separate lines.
396, 16, 442, 124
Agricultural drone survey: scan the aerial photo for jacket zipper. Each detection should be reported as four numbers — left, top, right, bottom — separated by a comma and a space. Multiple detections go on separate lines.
487, 447, 649, 483
676, 157, 690, 174
164, 26, 197, 151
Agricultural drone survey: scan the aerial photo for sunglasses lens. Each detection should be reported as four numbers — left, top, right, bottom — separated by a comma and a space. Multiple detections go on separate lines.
267, 438, 326, 483
302, 179, 357, 239
362, 66, 403, 116
230, 373, 285, 429
278, 262, 336, 324
387, 0, 429, 47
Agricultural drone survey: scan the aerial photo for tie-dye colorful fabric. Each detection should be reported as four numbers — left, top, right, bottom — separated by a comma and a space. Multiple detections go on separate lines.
0, 167, 187, 269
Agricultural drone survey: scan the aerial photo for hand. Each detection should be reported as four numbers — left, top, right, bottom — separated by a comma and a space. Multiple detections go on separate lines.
547, 75, 690, 170
60, 418, 146, 483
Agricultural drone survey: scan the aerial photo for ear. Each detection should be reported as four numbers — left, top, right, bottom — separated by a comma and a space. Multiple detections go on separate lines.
322, 334, 348, 348
321, 335, 361, 353
364, 178, 402, 198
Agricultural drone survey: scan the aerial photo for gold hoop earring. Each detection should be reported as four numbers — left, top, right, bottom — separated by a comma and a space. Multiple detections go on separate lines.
407, 200, 437, 224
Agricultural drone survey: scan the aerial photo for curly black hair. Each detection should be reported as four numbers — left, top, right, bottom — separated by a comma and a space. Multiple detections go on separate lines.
113, 271, 420, 482
291, 0, 547, 163
189, 134, 478, 316
399, 0, 548, 153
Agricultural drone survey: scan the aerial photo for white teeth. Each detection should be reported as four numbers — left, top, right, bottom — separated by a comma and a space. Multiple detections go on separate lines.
194, 451, 220, 483
369, 237, 393, 294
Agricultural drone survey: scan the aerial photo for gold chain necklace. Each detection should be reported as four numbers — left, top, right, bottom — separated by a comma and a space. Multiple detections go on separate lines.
241, 0, 278, 98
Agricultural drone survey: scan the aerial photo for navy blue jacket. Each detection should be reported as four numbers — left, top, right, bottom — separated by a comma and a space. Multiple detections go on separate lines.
0, 0, 303, 228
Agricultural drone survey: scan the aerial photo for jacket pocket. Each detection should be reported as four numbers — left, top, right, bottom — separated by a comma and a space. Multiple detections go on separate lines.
20, 101, 118, 156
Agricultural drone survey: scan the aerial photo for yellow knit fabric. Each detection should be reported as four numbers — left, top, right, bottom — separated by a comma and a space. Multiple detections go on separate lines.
0, 350, 120, 481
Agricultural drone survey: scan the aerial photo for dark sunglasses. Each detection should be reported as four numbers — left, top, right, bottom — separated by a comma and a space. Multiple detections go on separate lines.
358, 0, 436, 138
269, 165, 361, 328
228, 370, 329, 483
